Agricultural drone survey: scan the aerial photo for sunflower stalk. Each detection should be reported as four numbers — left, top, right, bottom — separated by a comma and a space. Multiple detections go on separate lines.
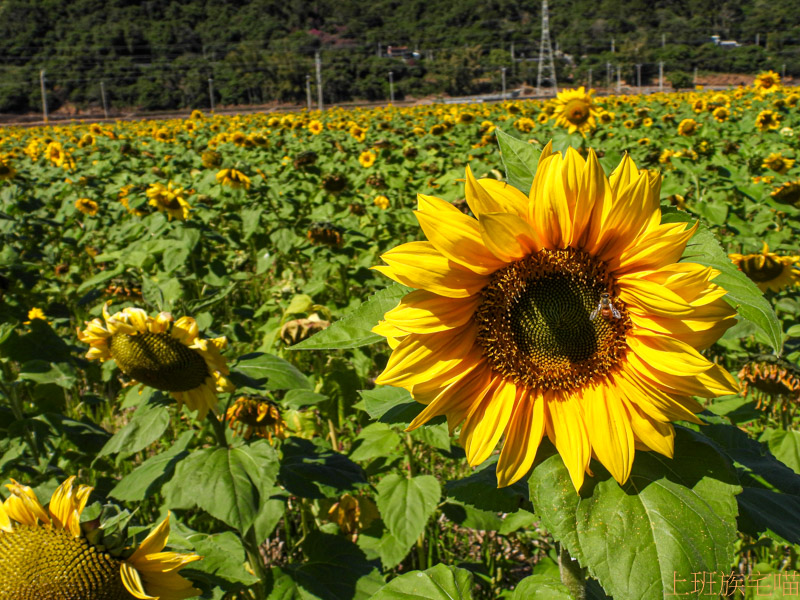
208, 411, 229, 448
559, 544, 587, 600
243, 528, 267, 596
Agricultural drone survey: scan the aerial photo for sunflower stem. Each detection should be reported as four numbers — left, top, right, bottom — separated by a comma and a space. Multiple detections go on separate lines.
208, 412, 228, 448
403, 433, 417, 478
243, 528, 267, 596
559, 544, 587, 600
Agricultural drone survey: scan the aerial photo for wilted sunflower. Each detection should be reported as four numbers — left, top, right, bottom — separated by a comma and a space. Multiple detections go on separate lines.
373, 143, 737, 492
739, 361, 800, 417
0, 477, 201, 599
146, 182, 191, 221
78, 303, 233, 419
755, 110, 781, 132
226, 396, 286, 441
216, 168, 251, 190
753, 70, 781, 93
729, 243, 800, 292
325, 493, 379, 537
771, 180, 800, 207
761, 152, 795, 175
551, 87, 598, 135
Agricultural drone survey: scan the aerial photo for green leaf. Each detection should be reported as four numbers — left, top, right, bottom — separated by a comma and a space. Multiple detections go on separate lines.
349, 423, 402, 462
269, 532, 383, 600
76, 264, 125, 293
291, 284, 409, 350
530, 428, 740, 600
18, 360, 77, 388
377, 473, 441, 548
95, 400, 170, 462
765, 429, 800, 475
184, 440, 280, 533
372, 563, 474, 600
737, 487, 800, 545
279, 437, 366, 499
188, 531, 260, 586
360, 386, 423, 426
109, 430, 194, 501
441, 500, 502, 531
495, 129, 540, 194
445, 456, 530, 513
229, 352, 311, 391
664, 212, 782, 353
511, 573, 572, 600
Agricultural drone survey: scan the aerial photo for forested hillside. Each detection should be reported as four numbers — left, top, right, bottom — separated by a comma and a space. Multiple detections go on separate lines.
1, 0, 798, 113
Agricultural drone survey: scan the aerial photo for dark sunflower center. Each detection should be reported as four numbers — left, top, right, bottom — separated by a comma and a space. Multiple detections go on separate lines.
110, 331, 209, 392
474, 249, 630, 392
0, 526, 136, 600
741, 255, 785, 282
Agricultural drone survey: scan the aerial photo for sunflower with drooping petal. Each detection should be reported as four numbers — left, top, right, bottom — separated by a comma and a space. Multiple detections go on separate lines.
755, 110, 781, 132
0, 477, 201, 600
753, 70, 781, 93
216, 168, 251, 190
762, 152, 795, 175
729, 243, 800, 293
771, 180, 800, 207
739, 361, 800, 417
226, 396, 287, 442
551, 87, 599, 135
75, 197, 99, 216
78, 303, 233, 419
146, 182, 191, 221
373, 142, 738, 492
677, 118, 699, 136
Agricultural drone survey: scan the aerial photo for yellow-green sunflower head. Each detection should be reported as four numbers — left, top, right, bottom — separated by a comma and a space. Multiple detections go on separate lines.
0, 477, 201, 600
77, 303, 232, 419
373, 142, 737, 493
552, 87, 598, 135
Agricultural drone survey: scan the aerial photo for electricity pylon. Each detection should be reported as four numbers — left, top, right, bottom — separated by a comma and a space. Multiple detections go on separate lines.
536, 0, 558, 96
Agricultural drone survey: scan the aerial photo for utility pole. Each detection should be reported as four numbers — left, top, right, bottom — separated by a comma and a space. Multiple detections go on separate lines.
208, 77, 215, 113
501, 67, 507, 99
659, 61, 664, 91
662, 33, 666, 47
588, 67, 592, 89
782, 63, 786, 79
536, 0, 557, 95
510, 42, 515, 62
100, 80, 108, 119
611, 38, 615, 53
636, 63, 642, 87
305, 75, 312, 111
315, 51, 323, 111
388, 71, 394, 102
40, 69, 48, 123
693, 67, 698, 84
755, 33, 760, 46
616, 64, 621, 93
606, 62, 611, 89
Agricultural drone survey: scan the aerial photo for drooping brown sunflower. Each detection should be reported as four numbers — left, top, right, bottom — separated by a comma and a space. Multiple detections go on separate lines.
771, 180, 800, 207
78, 303, 233, 419
729, 243, 800, 292
226, 396, 287, 442
0, 477, 201, 599
761, 153, 795, 175
373, 143, 737, 492
739, 361, 800, 417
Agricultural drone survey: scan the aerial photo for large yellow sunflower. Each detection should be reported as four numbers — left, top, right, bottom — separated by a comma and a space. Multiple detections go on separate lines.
78, 303, 233, 419
0, 477, 200, 599
551, 87, 599, 135
146, 182, 191, 221
753, 70, 781, 93
729, 243, 800, 293
373, 143, 738, 492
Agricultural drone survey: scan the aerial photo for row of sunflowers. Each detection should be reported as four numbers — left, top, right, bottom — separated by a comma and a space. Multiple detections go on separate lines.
0, 69, 799, 599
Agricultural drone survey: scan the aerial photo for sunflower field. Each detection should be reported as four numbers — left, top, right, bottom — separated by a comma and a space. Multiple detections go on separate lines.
1, 71, 800, 600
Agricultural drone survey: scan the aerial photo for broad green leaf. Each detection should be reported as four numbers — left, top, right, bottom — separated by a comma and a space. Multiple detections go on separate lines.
95, 400, 170, 462
268, 532, 383, 600
410, 422, 451, 451
530, 428, 739, 600
279, 437, 366, 499
185, 440, 280, 533
349, 423, 402, 462
372, 563, 474, 600
512, 573, 572, 600
230, 352, 311, 391
664, 212, 782, 353
291, 284, 409, 350
18, 359, 77, 388
109, 430, 194, 501
765, 429, 800, 475
35, 413, 110, 453
253, 485, 288, 542
376, 473, 441, 548
187, 531, 260, 586
441, 500, 503, 531
360, 386, 422, 426
737, 487, 800, 545
76, 263, 125, 293
445, 456, 530, 513
495, 129, 539, 194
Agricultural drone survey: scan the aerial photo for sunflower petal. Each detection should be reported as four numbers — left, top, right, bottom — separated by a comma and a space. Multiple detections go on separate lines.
584, 381, 634, 485
479, 212, 541, 262
497, 389, 546, 487
545, 392, 590, 492
461, 377, 517, 466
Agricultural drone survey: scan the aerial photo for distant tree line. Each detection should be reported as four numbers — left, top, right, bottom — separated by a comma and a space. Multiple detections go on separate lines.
0, 0, 798, 114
